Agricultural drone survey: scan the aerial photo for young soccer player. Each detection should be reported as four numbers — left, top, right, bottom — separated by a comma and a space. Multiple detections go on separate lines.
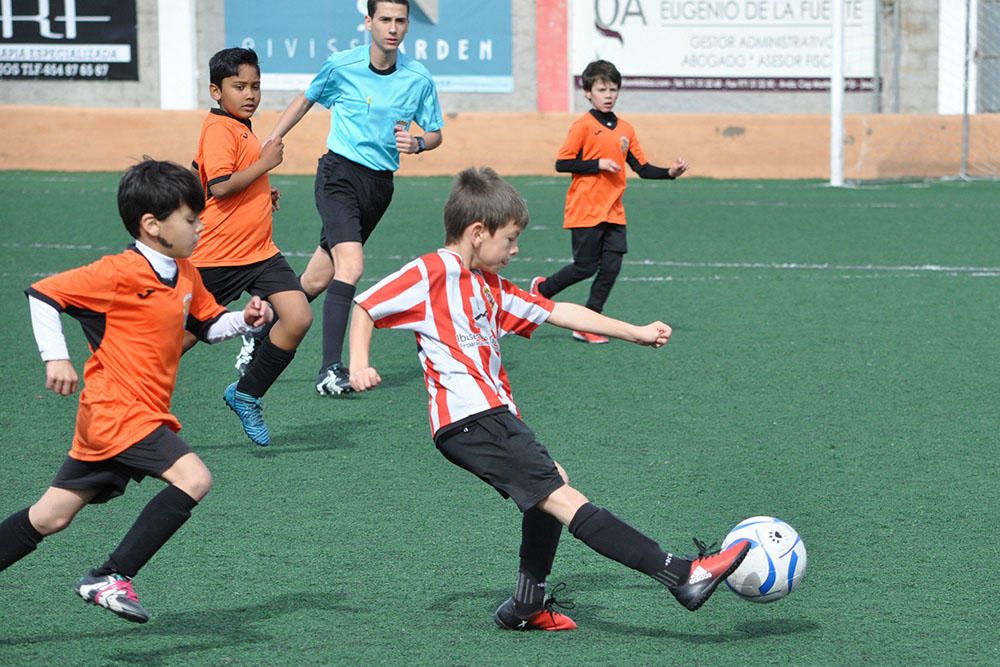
348, 167, 749, 631
532, 59, 689, 344
189, 47, 312, 447
0, 160, 272, 623
241, 0, 444, 396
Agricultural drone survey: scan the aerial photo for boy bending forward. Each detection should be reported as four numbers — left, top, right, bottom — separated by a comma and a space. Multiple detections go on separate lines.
0, 160, 272, 623
349, 167, 748, 630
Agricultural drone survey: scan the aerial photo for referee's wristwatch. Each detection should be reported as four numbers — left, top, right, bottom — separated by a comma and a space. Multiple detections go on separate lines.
414, 136, 426, 153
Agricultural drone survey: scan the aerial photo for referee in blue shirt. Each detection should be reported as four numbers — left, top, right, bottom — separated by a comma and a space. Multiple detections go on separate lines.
260, 0, 444, 395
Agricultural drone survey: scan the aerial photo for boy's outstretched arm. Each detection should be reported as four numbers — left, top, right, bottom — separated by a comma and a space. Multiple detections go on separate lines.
546, 302, 671, 348
348, 304, 382, 392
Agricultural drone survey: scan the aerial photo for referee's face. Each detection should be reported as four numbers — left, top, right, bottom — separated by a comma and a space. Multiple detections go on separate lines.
366, 2, 409, 55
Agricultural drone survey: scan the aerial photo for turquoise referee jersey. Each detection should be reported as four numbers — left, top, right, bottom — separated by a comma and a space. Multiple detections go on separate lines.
305, 44, 444, 172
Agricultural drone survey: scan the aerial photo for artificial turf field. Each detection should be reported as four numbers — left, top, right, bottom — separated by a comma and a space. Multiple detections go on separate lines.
0, 171, 998, 666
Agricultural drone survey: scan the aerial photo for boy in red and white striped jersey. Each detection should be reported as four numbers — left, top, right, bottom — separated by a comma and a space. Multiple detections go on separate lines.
349, 167, 748, 631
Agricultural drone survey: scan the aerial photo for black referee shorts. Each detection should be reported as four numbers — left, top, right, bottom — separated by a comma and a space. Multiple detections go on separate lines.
51, 425, 193, 504
197, 253, 303, 307
314, 151, 394, 249
434, 409, 565, 512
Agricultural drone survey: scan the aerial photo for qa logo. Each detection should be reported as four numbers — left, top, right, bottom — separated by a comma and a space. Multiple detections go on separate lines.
593, 0, 648, 46
0, 0, 111, 40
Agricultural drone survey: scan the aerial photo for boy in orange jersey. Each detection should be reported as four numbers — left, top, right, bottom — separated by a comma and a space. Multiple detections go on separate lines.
531, 60, 688, 344
0, 160, 272, 623
348, 167, 749, 631
189, 47, 313, 446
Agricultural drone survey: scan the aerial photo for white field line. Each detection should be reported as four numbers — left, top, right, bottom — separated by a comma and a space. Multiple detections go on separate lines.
4, 243, 999, 281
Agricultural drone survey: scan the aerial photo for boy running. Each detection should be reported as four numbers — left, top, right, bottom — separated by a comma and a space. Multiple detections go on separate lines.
244, 0, 444, 396
533, 60, 688, 344
0, 160, 272, 623
190, 47, 312, 446
348, 167, 748, 631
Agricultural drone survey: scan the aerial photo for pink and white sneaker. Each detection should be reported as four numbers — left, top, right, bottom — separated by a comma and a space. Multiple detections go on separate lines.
75, 573, 150, 623
529, 276, 546, 297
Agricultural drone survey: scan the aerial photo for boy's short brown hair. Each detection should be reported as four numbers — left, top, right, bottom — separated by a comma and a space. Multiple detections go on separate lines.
582, 60, 622, 91
443, 167, 529, 243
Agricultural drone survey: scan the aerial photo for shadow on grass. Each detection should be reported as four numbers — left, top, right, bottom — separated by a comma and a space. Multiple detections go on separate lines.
197, 418, 365, 455
0, 591, 360, 665
427, 571, 819, 642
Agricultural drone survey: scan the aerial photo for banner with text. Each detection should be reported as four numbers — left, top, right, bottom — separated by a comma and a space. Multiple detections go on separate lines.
571, 0, 876, 92
226, 0, 513, 93
0, 0, 137, 81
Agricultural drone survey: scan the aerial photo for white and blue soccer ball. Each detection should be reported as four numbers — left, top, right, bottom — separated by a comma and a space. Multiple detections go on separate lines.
721, 516, 807, 603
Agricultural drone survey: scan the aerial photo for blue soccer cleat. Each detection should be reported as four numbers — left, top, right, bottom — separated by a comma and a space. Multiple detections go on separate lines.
223, 382, 271, 446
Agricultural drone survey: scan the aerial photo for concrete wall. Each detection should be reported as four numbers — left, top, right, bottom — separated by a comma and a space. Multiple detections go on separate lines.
2, 105, 992, 180
0, 0, 943, 114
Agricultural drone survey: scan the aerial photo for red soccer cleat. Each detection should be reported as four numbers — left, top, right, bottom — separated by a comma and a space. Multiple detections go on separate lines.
572, 330, 610, 344
493, 591, 578, 631
671, 538, 751, 611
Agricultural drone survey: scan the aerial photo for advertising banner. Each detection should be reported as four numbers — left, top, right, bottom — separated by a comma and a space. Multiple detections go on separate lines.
0, 0, 138, 81
226, 0, 513, 93
571, 0, 877, 91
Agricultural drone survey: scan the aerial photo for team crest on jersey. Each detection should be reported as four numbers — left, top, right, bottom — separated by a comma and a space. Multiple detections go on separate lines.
183, 293, 192, 321
482, 284, 496, 309
620, 136, 630, 157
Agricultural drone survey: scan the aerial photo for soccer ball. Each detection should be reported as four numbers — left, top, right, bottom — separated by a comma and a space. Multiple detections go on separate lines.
721, 516, 807, 603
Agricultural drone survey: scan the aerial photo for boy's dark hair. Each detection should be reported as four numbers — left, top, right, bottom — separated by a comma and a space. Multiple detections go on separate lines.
368, 0, 408, 17
443, 167, 529, 243
209, 47, 259, 87
581, 60, 621, 91
118, 160, 205, 239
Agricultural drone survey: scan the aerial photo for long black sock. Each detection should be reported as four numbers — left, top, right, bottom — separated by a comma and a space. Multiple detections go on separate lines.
236, 338, 296, 398
320, 280, 356, 370
93, 485, 197, 579
514, 508, 563, 615
568, 502, 689, 588
0, 508, 44, 572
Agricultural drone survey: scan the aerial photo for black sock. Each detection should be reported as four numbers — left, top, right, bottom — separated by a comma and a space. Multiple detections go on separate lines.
513, 508, 563, 615
320, 280, 356, 370
93, 485, 198, 579
236, 338, 296, 398
0, 508, 44, 572
568, 502, 689, 588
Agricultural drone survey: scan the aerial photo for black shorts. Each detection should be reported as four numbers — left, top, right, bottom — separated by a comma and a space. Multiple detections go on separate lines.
50, 425, 193, 504
315, 151, 394, 249
434, 409, 565, 512
571, 222, 628, 261
197, 253, 303, 306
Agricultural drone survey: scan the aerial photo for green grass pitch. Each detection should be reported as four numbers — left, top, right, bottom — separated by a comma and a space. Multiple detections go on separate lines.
0, 171, 997, 665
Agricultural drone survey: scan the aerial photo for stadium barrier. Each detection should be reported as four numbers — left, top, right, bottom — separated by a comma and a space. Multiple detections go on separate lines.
2, 105, 996, 180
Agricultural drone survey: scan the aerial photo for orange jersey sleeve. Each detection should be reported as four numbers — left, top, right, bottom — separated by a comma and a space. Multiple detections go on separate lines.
29, 249, 225, 461
191, 111, 279, 267
559, 114, 635, 229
